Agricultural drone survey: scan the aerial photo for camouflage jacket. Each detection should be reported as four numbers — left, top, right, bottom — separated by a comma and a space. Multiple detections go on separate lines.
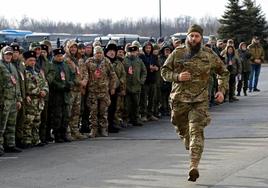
112, 58, 126, 93
85, 57, 117, 94
12, 60, 26, 99
161, 46, 229, 103
124, 56, 147, 93
25, 66, 49, 110
0, 60, 22, 104
65, 54, 88, 92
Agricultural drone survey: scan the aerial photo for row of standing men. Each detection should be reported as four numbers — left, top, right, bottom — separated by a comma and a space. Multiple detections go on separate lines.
0, 37, 176, 156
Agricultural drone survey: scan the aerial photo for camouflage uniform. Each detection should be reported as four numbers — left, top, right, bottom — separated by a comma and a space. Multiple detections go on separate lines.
65, 41, 88, 140
36, 56, 55, 143
85, 56, 117, 136
30, 42, 55, 143
12, 58, 26, 145
113, 58, 126, 125
161, 43, 229, 178
23, 65, 49, 146
0, 48, 22, 151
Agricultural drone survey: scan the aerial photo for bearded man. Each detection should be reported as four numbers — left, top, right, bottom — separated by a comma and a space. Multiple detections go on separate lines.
161, 24, 229, 182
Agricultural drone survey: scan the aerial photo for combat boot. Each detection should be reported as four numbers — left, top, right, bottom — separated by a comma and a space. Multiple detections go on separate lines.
147, 115, 159, 121
72, 133, 88, 141
89, 129, 97, 138
100, 128, 108, 137
4, 147, 22, 153
243, 89, 247, 96
63, 134, 73, 142
188, 161, 199, 182
0, 148, 5, 156
141, 116, 148, 122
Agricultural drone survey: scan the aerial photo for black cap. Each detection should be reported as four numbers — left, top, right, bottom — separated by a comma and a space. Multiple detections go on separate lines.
0, 42, 7, 50
127, 45, 138, 52
53, 48, 65, 56
105, 42, 117, 54
78, 43, 85, 49
117, 45, 125, 51
23, 51, 36, 60
253, 36, 260, 40
41, 44, 49, 54
11, 43, 20, 52
157, 37, 164, 44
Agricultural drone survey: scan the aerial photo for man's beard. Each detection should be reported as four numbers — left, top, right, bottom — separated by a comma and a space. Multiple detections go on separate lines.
186, 40, 202, 55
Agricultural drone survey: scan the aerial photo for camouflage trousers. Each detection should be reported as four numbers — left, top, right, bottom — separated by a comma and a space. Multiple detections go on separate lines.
68, 91, 81, 137
23, 99, 44, 145
0, 100, 17, 149
87, 93, 110, 130
171, 100, 211, 166
114, 95, 125, 124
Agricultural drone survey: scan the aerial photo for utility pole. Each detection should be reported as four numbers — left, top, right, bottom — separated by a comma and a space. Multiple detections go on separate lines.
159, 0, 162, 37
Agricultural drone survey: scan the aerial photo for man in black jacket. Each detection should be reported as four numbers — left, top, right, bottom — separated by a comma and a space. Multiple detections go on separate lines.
140, 41, 160, 122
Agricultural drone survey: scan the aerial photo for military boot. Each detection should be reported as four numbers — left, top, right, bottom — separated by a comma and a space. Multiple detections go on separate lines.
89, 129, 97, 138
100, 128, 108, 137
0, 148, 5, 156
4, 147, 22, 153
243, 89, 247, 96
188, 160, 199, 182
72, 133, 88, 141
63, 134, 73, 142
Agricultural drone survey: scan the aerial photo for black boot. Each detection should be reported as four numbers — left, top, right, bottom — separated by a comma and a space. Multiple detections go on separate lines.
4, 147, 22, 153
0, 148, 5, 156
243, 89, 247, 96
108, 125, 120, 133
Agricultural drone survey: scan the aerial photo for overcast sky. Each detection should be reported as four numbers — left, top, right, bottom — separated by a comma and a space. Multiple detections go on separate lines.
0, 0, 267, 25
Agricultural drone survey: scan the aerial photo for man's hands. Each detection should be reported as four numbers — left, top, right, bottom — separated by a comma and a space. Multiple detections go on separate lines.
16, 102, 21, 110
215, 91, 224, 103
178, 71, 191, 81
254, 59, 262, 64
110, 89, 115, 95
40, 91, 46, 98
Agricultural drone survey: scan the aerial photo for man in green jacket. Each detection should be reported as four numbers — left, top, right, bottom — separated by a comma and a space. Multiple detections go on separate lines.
124, 45, 147, 126
11, 43, 26, 147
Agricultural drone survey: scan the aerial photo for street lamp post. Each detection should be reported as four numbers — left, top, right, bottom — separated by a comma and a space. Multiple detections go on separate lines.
159, 0, 162, 37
